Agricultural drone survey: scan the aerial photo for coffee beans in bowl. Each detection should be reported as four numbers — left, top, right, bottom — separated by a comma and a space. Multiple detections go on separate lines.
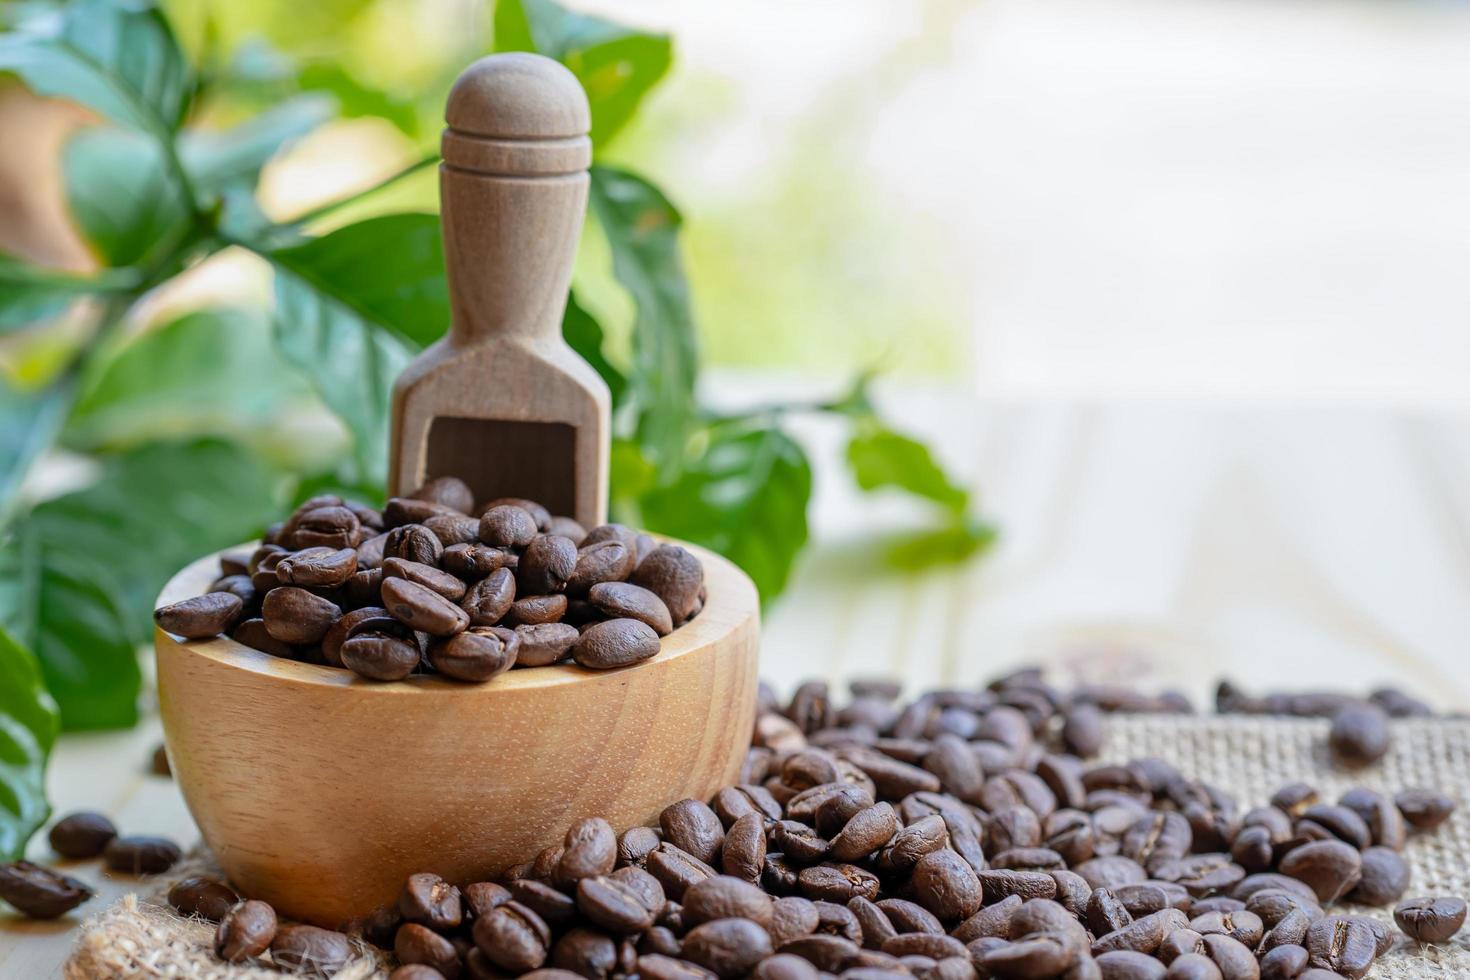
153, 477, 707, 683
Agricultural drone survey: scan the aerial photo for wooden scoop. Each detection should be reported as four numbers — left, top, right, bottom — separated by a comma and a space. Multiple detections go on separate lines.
389, 52, 609, 528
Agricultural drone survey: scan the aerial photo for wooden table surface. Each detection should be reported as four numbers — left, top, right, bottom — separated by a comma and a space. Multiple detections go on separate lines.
4, 398, 1469, 975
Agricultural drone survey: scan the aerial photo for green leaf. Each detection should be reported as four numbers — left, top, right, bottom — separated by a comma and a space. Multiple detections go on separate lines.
563, 291, 626, 408
495, 0, 671, 148
0, 378, 72, 522
63, 125, 190, 268
0, 253, 138, 332
297, 61, 417, 135
180, 93, 333, 193
263, 214, 447, 488
846, 420, 969, 514
638, 419, 811, 602
0, 0, 194, 134
65, 308, 310, 451
882, 517, 998, 571
0, 439, 288, 729
589, 166, 697, 471
0, 625, 58, 861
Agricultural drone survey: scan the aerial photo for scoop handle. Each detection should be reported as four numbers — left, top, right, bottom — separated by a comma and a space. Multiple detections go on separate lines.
439, 53, 592, 346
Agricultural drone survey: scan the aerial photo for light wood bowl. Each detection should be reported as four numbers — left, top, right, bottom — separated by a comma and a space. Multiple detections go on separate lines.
154, 541, 759, 927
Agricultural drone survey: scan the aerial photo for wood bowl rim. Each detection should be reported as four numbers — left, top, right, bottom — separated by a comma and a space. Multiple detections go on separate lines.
154, 538, 757, 696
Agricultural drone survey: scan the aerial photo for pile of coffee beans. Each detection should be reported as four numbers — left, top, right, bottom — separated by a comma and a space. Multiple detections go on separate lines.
0, 812, 181, 919
84, 669, 1451, 979
153, 476, 706, 682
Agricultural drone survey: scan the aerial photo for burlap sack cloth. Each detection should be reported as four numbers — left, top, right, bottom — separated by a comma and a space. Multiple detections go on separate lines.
66, 716, 1470, 978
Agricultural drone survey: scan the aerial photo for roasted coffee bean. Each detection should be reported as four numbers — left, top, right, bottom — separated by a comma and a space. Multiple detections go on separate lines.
262, 586, 341, 644
233, 617, 297, 657
1062, 703, 1106, 757
155, 592, 244, 639
1327, 704, 1389, 767
216, 899, 277, 962
1279, 841, 1361, 904
383, 576, 470, 636
649, 843, 717, 901
684, 918, 776, 978
508, 593, 569, 626
1297, 804, 1371, 850
1304, 916, 1380, 978
616, 826, 662, 869
798, 863, 881, 903
168, 876, 240, 920
631, 544, 704, 623
551, 927, 617, 980
401, 873, 463, 930
1394, 896, 1467, 942
480, 505, 539, 549
1189, 909, 1263, 948
577, 873, 660, 933
463, 881, 512, 918
555, 817, 618, 886
0, 861, 92, 918
518, 535, 579, 595
974, 931, 1082, 978
752, 953, 821, 980
1348, 846, 1409, 905
271, 923, 352, 975
566, 541, 636, 596
383, 557, 467, 601
1259, 944, 1309, 980
722, 812, 767, 882
1092, 909, 1185, 956
441, 543, 516, 580
510, 879, 576, 928
1395, 789, 1454, 830
1164, 954, 1222, 980
588, 581, 673, 636
424, 513, 482, 548
459, 567, 517, 627
684, 875, 774, 928
48, 810, 116, 858
385, 522, 444, 566
515, 622, 580, 667
574, 618, 661, 669
1096, 950, 1167, 980
276, 547, 358, 589
474, 901, 551, 972
342, 631, 420, 680
1338, 788, 1406, 851
910, 850, 981, 922
428, 626, 518, 682
411, 476, 475, 513
103, 835, 180, 875
396, 922, 462, 979
828, 802, 898, 862
660, 799, 725, 865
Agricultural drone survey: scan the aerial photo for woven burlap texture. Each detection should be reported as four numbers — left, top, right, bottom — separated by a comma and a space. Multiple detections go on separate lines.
67, 715, 1470, 979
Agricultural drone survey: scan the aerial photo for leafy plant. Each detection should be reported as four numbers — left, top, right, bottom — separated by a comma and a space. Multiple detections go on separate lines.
0, 0, 992, 855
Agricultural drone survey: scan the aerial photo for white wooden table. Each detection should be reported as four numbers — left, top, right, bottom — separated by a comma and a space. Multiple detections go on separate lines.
4, 398, 1469, 976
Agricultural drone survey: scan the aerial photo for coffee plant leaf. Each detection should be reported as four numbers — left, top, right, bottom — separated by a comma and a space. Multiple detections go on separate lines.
638, 418, 811, 603
63, 125, 191, 269
589, 165, 698, 474
563, 291, 627, 408
0, 624, 59, 860
0, 378, 73, 524
882, 516, 998, 572
180, 93, 333, 194
0, 254, 138, 333
0, 0, 193, 134
494, 0, 671, 149
0, 439, 288, 730
846, 419, 970, 515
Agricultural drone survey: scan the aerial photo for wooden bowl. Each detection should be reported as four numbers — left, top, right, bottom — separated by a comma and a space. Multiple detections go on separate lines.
154, 542, 759, 927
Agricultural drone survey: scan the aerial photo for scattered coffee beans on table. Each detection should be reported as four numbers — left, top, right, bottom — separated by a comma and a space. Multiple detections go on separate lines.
0, 815, 181, 921
153, 476, 707, 683
93, 669, 1453, 978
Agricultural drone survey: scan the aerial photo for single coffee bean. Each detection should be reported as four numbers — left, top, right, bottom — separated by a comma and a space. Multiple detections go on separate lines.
721, 812, 767, 882
566, 540, 636, 596
514, 622, 581, 667
519, 534, 579, 595
428, 626, 518, 682
48, 811, 116, 858
233, 617, 297, 658
155, 592, 243, 639
797, 863, 881, 903
0, 861, 92, 918
1395, 789, 1454, 830
507, 593, 569, 626
630, 544, 704, 623
383, 557, 467, 601
383, 576, 470, 636
276, 547, 358, 589
464, 881, 512, 918
974, 932, 1082, 978
396, 922, 461, 978
262, 586, 341, 645
1279, 841, 1362, 904
270, 923, 353, 975
752, 953, 821, 980
555, 817, 618, 887
1327, 704, 1390, 767
911, 849, 982, 922
215, 899, 277, 961
290, 504, 361, 550
103, 835, 181, 875
443, 543, 517, 580
550, 927, 616, 980
400, 872, 462, 930
462, 567, 517, 627
1164, 954, 1222, 980
385, 523, 444, 566
576, 872, 661, 934
341, 631, 421, 681
1349, 846, 1409, 905
574, 618, 661, 669
1338, 787, 1406, 851
412, 475, 475, 513
474, 900, 551, 972
1259, 944, 1309, 980
1394, 896, 1467, 942
648, 843, 717, 901
588, 581, 674, 636
1305, 916, 1381, 978
617, 826, 662, 869
661, 799, 725, 865
1297, 804, 1371, 850
682, 917, 774, 978
510, 879, 577, 928
480, 505, 539, 549
1095, 950, 1166, 980
424, 513, 482, 548
320, 606, 398, 667
167, 876, 240, 920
